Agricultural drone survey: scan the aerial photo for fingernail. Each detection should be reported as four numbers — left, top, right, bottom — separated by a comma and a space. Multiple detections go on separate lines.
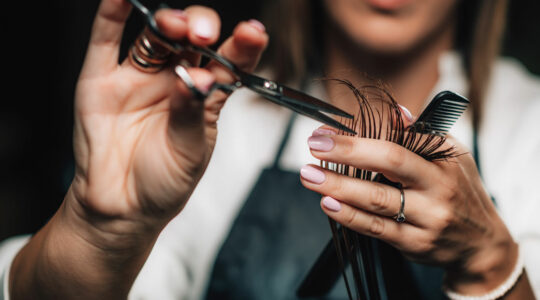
322, 196, 342, 212
398, 104, 414, 122
171, 9, 187, 21
193, 18, 213, 40
248, 19, 266, 32
300, 165, 326, 184
312, 128, 337, 136
197, 77, 215, 93
308, 136, 334, 151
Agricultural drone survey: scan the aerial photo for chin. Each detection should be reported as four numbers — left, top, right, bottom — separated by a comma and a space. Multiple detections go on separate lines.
323, 0, 458, 55
345, 18, 425, 55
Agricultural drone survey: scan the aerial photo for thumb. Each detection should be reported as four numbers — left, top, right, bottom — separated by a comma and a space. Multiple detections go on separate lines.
167, 67, 215, 161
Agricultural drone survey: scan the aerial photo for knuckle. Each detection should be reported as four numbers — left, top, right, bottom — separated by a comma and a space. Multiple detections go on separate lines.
423, 234, 438, 251
337, 137, 356, 160
413, 239, 435, 255
344, 209, 360, 229
405, 233, 436, 256
329, 174, 344, 195
368, 215, 386, 236
440, 208, 454, 227
414, 244, 430, 255
431, 206, 454, 231
385, 142, 406, 169
438, 177, 460, 203
370, 184, 391, 212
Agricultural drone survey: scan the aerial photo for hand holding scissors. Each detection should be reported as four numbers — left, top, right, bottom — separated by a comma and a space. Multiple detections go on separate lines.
12, 1, 276, 298
70, 2, 274, 225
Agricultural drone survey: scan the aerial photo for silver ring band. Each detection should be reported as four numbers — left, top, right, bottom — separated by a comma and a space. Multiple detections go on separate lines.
395, 187, 406, 223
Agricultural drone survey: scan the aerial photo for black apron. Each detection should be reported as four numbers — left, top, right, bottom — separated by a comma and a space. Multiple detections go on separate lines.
205, 114, 448, 300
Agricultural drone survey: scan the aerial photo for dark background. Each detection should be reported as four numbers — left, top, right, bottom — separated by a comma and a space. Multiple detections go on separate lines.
1, 0, 539, 241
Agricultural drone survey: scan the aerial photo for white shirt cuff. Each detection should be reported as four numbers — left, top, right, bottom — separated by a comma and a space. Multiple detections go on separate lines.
0, 236, 31, 300
1, 256, 12, 300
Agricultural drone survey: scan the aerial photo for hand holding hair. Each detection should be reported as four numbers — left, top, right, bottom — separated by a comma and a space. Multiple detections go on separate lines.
299, 86, 532, 299
301, 126, 531, 298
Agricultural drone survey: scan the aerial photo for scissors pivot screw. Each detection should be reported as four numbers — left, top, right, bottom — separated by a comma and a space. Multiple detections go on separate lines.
264, 81, 278, 91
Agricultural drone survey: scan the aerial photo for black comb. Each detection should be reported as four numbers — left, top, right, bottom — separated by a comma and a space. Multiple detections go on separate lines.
413, 90, 469, 134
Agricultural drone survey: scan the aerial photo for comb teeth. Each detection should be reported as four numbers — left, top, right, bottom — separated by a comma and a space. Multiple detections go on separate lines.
414, 91, 469, 134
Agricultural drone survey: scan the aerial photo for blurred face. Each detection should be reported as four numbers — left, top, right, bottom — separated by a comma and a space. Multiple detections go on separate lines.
323, 0, 459, 55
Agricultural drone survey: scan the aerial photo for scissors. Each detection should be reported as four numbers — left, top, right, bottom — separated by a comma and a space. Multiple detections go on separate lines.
128, 0, 356, 134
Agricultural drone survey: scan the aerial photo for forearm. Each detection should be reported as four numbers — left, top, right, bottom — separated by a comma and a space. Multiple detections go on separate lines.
9, 191, 160, 300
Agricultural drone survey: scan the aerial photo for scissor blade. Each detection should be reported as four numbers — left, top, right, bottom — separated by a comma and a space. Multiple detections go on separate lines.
280, 86, 354, 119
129, 0, 150, 16
238, 71, 354, 119
262, 95, 357, 135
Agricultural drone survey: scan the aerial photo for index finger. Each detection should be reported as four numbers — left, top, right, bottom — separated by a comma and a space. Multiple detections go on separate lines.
205, 20, 269, 85
81, 0, 131, 78
308, 135, 440, 188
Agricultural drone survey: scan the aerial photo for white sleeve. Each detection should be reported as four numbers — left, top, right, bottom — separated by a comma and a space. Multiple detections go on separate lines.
128, 238, 193, 300
479, 60, 540, 298
496, 101, 540, 297
0, 234, 194, 300
0, 236, 31, 300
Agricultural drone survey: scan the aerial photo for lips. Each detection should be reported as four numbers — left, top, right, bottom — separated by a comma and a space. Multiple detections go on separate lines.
365, 0, 413, 11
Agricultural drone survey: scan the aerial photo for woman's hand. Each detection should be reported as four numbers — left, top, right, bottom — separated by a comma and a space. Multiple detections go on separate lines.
69, 1, 268, 237
10, 1, 267, 299
300, 127, 519, 295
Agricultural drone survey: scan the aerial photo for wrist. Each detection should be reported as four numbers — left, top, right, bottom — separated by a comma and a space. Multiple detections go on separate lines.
10, 191, 162, 299
443, 243, 524, 300
444, 228, 518, 295
66, 179, 166, 252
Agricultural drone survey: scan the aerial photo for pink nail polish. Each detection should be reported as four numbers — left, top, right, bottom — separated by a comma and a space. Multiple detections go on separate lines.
398, 104, 414, 122
197, 78, 215, 93
171, 9, 187, 21
308, 136, 335, 151
322, 196, 342, 212
193, 18, 213, 39
300, 165, 326, 184
248, 19, 266, 32
312, 128, 337, 136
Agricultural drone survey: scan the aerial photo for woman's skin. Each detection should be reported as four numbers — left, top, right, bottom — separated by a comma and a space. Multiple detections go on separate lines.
7, 0, 535, 299
301, 0, 535, 298
9, 1, 268, 299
